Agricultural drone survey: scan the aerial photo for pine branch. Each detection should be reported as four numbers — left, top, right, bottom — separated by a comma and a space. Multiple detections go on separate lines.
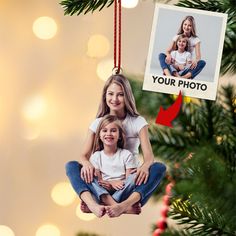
168, 147, 236, 235
215, 85, 236, 170
219, 85, 236, 127
161, 229, 192, 236
60, 0, 114, 15
170, 199, 236, 236
149, 125, 195, 162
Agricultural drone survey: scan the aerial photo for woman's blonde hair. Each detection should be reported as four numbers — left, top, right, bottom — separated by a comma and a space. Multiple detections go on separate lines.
92, 115, 125, 153
96, 74, 139, 118
177, 15, 197, 37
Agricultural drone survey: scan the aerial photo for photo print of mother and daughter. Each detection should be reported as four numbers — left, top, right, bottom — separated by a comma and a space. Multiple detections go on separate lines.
66, 75, 166, 218
143, 4, 227, 100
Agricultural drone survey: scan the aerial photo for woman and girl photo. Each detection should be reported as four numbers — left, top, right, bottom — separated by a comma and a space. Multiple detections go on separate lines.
143, 4, 227, 100
159, 15, 206, 79
66, 74, 166, 218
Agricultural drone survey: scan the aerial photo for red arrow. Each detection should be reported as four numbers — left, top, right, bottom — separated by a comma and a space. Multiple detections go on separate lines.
155, 91, 182, 127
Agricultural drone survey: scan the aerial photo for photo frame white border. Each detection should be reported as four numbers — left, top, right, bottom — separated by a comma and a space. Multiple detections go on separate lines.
143, 4, 228, 100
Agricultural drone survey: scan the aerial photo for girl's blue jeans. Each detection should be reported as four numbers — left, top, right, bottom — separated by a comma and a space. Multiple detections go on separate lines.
88, 173, 136, 203
65, 161, 166, 206
159, 53, 206, 79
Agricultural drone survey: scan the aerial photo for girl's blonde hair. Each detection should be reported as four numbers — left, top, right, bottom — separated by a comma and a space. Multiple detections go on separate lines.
176, 34, 189, 51
96, 74, 139, 118
177, 15, 197, 37
92, 115, 125, 153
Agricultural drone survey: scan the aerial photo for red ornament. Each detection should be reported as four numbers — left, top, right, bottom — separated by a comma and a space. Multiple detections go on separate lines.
165, 183, 174, 195
153, 228, 164, 236
163, 194, 170, 205
156, 218, 167, 230
160, 205, 169, 218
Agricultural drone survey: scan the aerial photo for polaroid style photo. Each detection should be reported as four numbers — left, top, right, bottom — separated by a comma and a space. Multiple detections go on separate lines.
143, 4, 228, 100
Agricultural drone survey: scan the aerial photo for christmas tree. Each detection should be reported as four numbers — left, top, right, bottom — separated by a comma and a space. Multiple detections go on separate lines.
129, 78, 236, 236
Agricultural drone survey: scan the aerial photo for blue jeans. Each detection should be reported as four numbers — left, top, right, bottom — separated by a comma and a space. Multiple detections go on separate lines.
65, 161, 166, 206
169, 64, 190, 76
159, 53, 206, 79
88, 173, 136, 203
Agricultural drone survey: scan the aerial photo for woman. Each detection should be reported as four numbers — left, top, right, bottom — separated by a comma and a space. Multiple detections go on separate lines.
159, 15, 206, 79
66, 74, 166, 218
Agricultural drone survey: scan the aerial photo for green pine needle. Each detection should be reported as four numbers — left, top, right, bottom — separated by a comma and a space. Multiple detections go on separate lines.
60, 0, 114, 15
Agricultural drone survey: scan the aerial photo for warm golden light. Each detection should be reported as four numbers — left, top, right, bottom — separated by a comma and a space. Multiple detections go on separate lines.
0, 225, 15, 236
96, 59, 114, 81
172, 94, 191, 103
216, 136, 223, 145
87, 34, 110, 58
51, 181, 76, 206
36, 224, 60, 236
22, 95, 47, 122
184, 96, 191, 103
76, 204, 96, 221
33, 16, 57, 40
122, 0, 139, 8
22, 125, 41, 140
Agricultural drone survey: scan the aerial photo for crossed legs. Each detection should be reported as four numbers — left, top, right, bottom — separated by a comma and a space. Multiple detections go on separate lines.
66, 161, 166, 218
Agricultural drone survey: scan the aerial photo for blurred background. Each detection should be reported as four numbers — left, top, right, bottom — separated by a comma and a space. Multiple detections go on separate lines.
0, 0, 235, 236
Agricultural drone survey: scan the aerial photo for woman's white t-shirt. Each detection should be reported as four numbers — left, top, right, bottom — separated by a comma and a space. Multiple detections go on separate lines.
90, 148, 138, 181
89, 114, 148, 159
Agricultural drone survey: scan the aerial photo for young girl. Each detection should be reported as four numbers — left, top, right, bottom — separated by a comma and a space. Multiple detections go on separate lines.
66, 74, 166, 218
169, 34, 192, 77
87, 115, 139, 211
159, 15, 206, 79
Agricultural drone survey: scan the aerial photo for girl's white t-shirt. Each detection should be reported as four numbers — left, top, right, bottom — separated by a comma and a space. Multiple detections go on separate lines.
89, 114, 148, 159
90, 148, 138, 181
171, 50, 191, 65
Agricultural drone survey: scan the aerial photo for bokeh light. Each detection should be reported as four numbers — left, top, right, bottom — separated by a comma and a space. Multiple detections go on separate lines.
76, 204, 96, 221
122, 0, 139, 8
22, 95, 47, 122
51, 181, 76, 206
87, 34, 110, 58
36, 224, 60, 236
96, 59, 114, 81
33, 16, 57, 40
172, 94, 191, 103
0, 225, 15, 236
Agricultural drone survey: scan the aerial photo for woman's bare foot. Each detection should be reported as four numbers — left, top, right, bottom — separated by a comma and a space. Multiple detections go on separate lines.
105, 192, 142, 217
125, 203, 141, 215
163, 68, 171, 76
173, 72, 181, 77
80, 201, 91, 213
85, 202, 106, 218
91, 205, 106, 218
105, 203, 141, 217
106, 204, 125, 218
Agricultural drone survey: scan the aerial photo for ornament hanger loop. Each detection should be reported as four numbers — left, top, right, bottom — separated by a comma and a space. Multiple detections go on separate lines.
112, 67, 123, 75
